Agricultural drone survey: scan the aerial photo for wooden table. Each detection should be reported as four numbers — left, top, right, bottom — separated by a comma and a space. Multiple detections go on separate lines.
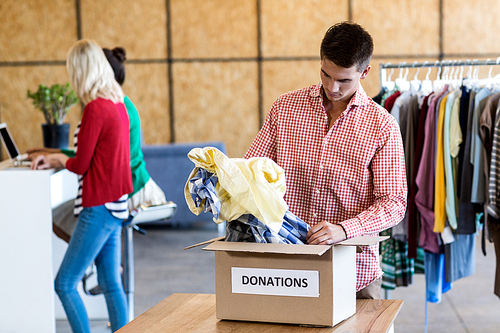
117, 293, 403, 333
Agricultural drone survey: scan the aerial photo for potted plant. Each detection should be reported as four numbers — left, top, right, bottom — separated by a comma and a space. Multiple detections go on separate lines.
27, 83, 79, 148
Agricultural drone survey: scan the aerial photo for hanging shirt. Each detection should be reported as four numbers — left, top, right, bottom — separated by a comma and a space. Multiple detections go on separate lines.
479, 92, 500, 212
445, 232, 476, 284
408, 93, 433, 258
487, 105, 500, 219
443, 90, 461, 230
383, 90, 402, 113
457, 89, 478, 234
393, 94, 420, 242
390, 91, 412, 128
434, 91, 451, 233
470, 88, 491, 203
448, 95, 463, 222
244, 82, 407, 291
425, 252, 452, 303
479, 92, 500, 156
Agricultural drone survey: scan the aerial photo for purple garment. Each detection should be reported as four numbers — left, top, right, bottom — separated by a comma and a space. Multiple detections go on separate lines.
415, 87, 449, 253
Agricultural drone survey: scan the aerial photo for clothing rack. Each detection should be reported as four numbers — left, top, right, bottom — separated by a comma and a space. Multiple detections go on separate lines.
378, 57, 500, 302
379, 58, 500, 90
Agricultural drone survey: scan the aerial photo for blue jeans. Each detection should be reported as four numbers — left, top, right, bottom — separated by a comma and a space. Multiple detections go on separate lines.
55, 205, 127, 333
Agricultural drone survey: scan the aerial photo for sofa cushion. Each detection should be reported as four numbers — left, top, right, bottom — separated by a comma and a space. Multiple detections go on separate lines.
141, 141, 227, 226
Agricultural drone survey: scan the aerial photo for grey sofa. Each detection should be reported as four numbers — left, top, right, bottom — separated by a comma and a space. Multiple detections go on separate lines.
141, 141, 227, 226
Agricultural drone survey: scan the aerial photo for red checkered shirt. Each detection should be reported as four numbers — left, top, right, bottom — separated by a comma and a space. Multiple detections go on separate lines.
244, 82, 407, 291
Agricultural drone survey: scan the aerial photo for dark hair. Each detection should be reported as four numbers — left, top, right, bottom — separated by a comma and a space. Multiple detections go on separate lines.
320, 22, 373, 72
103, 47, 126, 85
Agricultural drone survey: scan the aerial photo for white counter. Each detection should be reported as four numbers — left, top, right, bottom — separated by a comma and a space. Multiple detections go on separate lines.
0, 159, 107, 333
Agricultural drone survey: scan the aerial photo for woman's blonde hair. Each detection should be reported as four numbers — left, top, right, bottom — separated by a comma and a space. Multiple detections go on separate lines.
66, 39, 124, 105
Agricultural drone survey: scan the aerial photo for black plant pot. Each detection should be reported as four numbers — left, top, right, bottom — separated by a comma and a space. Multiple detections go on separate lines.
42, 123, 70, 149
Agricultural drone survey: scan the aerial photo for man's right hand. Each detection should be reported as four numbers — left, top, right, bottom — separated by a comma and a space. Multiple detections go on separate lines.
306, 221, 347, 245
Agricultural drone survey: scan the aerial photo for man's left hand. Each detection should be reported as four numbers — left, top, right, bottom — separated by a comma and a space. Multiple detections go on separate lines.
306, 221, 347, 245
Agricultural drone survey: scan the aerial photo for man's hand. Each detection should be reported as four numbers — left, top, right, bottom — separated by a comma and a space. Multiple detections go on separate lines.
306, 221, 347, 245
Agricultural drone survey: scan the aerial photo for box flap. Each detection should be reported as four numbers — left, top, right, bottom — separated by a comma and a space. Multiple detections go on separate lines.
202, 241, 331, 256
337, 235, 389, 246
186, 235, 388, 252
183, 236, 225, 250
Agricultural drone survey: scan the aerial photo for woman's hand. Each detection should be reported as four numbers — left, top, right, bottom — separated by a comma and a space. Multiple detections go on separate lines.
26, 147, 62, 160
30, 153, 69, 170
306, 221, 347, 245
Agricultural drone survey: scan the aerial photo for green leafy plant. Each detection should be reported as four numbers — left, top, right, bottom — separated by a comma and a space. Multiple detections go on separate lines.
27, 83, 79, 125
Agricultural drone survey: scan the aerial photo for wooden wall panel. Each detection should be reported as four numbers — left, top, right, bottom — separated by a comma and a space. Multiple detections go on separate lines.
443, 0, 500, 55
260, 0, 348, 57
262, 60, 320, 114
0, 0, 76, 61
81, 0, 167, 59
170, 0, 257, 59
352, 0, 440, 56
122, 63, 170, 145
173, 61, 259, 158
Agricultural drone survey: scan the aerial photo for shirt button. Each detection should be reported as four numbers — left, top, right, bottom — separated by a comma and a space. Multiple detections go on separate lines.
315, 190, 320, 194
312, 213, 317, 218
319, 165, 324, 169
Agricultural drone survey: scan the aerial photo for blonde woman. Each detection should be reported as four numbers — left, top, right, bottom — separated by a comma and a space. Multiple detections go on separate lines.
32, 39, 132, 332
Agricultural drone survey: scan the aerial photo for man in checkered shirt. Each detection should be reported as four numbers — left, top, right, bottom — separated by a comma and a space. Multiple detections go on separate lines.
244, 22, 407, 299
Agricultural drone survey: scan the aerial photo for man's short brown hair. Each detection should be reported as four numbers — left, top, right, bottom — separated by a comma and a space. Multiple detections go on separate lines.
320, 21, 374, 72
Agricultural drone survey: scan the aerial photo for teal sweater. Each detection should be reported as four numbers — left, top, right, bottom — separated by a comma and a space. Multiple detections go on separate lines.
62, 96, 150, 197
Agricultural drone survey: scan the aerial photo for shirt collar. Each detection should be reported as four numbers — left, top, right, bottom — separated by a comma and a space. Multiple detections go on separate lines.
311, 82, 371, 109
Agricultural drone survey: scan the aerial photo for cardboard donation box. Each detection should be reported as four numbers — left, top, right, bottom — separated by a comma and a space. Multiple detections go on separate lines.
199, 236, 387, 327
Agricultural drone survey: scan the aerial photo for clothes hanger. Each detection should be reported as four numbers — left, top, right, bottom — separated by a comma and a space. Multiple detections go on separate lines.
439, 60, 453, 89
395, 62, 411, 91
450, 60, 462, 90
420, 61, 433, 94
433, 60, 444, 92
472, 59, 481, 89
410, 61, 422, 92
478, 58, 500, 90
462, 59, 474, 89
383, 63, 396, 91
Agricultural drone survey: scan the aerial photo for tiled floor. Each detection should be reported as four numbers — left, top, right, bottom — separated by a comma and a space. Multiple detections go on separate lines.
56, 222, 500, 332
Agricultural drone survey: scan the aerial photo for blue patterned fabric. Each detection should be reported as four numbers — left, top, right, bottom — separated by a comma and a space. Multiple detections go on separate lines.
188, 169, 310, 244
188, 168, 221, 220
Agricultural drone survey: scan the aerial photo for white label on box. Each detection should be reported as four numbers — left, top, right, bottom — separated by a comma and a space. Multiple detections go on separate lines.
231, 267, 319, 297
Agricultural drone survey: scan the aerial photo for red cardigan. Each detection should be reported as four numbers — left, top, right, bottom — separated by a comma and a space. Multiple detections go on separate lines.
66, 98, 132, 207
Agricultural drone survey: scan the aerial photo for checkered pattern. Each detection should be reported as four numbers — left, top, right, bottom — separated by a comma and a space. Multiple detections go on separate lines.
188, 168, 221, 219
244, 82, 407, 291
188, 169, 310, 244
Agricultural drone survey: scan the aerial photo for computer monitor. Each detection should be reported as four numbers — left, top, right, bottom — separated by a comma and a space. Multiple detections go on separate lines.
0, 123, 21, 160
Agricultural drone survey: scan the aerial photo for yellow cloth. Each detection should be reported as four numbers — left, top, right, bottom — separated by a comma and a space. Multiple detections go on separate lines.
450, 95, 462, 218
434, 93, 449, 233
450, 96, 463, 158
184, 147, 288, 233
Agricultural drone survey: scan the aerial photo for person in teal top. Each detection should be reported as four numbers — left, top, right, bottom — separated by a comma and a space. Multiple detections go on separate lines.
103, 46, 166, 213
28, 46, 167, 242
124, 95, 150, 198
